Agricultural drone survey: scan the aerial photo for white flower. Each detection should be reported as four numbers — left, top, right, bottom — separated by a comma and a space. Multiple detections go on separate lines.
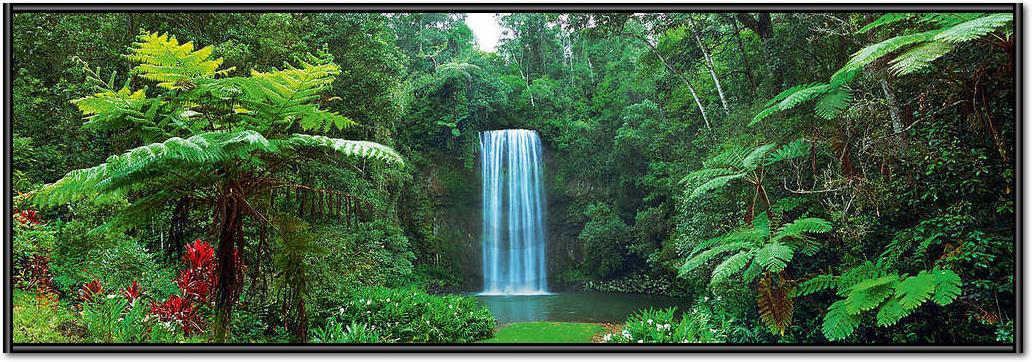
602, 334, 612, 342
339, 307, 345, 313
682, 339, 689, 343
106, 294, 116, 299
637, 340, 643, 343
366, 300, 372, 305
647, 319, 653, 325
703, 296, 710, 302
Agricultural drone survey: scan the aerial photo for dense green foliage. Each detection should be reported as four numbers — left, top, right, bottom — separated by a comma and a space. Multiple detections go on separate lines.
11, 11, 1015, 344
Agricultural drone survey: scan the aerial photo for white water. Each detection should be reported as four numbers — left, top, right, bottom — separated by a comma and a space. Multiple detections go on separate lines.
480, 129, 548, 295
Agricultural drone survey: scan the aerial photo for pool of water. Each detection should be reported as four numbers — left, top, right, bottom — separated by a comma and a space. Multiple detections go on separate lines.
475, 292, 691, 324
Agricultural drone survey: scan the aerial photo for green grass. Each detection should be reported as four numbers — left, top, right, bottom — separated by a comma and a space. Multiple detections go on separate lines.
481, 322, 606, 343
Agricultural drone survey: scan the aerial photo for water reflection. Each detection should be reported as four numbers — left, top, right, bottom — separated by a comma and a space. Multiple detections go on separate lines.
475, 292, 691, 323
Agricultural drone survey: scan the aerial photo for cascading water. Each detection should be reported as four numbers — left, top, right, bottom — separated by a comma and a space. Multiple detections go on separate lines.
480, 129, 548, 295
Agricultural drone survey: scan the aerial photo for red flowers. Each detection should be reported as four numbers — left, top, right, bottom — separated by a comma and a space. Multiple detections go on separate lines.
122, 281, 143, 302
149, 295, 203, 335
177, 240, 216, 302
80, 279, 104, 303
14, 209, 43, 225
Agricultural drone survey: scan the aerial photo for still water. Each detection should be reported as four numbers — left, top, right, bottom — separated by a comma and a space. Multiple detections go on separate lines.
475, 292, 691, 323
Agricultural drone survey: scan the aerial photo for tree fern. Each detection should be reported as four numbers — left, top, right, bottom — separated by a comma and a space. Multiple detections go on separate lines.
281, 134, 405, 164
127, 32, 233, 89
792, 274, 839, 298
934, 13, 1013, 43
822, 300, 860, 341
814, 88, 853, 119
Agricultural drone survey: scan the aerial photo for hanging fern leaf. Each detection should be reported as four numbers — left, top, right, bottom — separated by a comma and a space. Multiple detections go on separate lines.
889, 41, 955, 76
844, 275, 898, 314
710, 250, 755, 285
766, 138, 810, 165
894, 271, 937, 310
775, 217, 833, 240
688, 172, 746, 199
930, 269, 963, 305
832, 29, 942, 82
281, 134, 405, 164
741, 144, 776, 169
814, 87, 853, 119
934, 13, 1013, 43
793, 274, 839, 298
875, 298, 910, 327
757, 273, 795, 336
754, 242, 793, 273
822, 300, 860, 341
679, 241, 751, 276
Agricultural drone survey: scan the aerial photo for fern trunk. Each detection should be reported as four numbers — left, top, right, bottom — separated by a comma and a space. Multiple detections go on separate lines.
213, 184, 244, 342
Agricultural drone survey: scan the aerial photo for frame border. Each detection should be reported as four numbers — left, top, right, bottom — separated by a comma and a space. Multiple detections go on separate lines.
2, 2, 1022, 353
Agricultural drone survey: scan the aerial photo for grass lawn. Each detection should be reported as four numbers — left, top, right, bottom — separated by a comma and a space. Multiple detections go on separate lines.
480, 322, 607, 343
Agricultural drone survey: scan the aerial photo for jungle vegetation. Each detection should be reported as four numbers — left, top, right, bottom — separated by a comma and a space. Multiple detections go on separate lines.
10, 11, 1015, 344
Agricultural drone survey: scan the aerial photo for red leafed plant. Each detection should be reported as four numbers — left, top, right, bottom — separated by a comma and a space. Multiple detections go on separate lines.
121, 281, 143, 302
80, 279, 104, 303
177, 239, 217, 302
150, 295, 204, 335
14, 209, 43, 225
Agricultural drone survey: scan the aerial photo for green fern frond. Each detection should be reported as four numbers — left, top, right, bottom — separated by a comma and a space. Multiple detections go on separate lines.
888, 41, 955, 76
703, 146, 749, 168
742, 144, 776, 169
749, 105, 781, 127
776, 217, 832, 239
680, 168, 737, 185
894, 271, 936, 310
930, 269, 962, 305
128, 32, 232, 89
844, 275, 897, 314
234, 51, 355, 132
918, 13, 984, 27
688, 172, 746, 199
934, 13, 1013, 43
753, 242, 793, 273
822, 300, 860, 341
814, 88, 853, 119
832, 29, 942, 82
679, 241, 751, 276
710, 250, 755, 285
793, 274, 839, 298
766, 138, 810, 166
281, 134, 405, 164
875, 298, 911, 327
777, 83, 835, 111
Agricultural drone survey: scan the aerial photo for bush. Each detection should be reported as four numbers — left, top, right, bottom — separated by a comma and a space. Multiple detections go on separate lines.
311, 318, 381, 343
331, 286, 494, 343
602, 306, 729, 343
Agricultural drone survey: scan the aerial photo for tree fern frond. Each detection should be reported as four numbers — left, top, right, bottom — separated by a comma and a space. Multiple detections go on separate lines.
776, 217, 832, 239
844, 275, 897, 314
832, 29, 942, 81
814, 88, 853, 119
822, 300, 860, 341
894, 271, 936, 309
875, 298, 910, 327
754, 242, 793, 273
680, 168, 737, 185
742, 144, 776, 169
933, 13, 1012, 43
792, 274, 839, 298
757, 274, 794, 335
888, 41, 955, 76
930, 269, 962, 305
688, 172, 746, 199
127, 32, 232, 89
766, 138, 810, 166
281, 134, 405, 164
710, 250, 755, 285
679, 241, 750, 276
777, 83, 834, 112
918, 13, 984, 27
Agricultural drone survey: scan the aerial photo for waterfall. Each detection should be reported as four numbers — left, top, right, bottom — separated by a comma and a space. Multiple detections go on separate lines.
480, 129, 548, 295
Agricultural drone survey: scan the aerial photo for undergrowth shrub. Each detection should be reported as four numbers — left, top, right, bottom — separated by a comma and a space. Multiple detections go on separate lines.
331, 286, 494, 343
602, 306, 729, 343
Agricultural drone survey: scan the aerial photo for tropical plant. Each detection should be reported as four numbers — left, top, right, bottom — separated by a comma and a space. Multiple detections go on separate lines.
32, 32, 404, 341
752, 12, 1013, 125
680, 212, 832, 334
681, 140, 809, 221
335, 286, 495, 343
601, 306, 729, 343
792, 260, 963, 341
311, 318, 381, 343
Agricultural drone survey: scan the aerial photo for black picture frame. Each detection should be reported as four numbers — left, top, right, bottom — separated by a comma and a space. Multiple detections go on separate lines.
2, 2, 1022, 353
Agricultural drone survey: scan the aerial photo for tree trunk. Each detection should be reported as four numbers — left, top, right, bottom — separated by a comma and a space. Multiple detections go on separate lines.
879, 76, 907, 148
637, 34, 711, 129
729, 16, 757, 93
213, 185, 244, 342
689, 17, 730, 114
